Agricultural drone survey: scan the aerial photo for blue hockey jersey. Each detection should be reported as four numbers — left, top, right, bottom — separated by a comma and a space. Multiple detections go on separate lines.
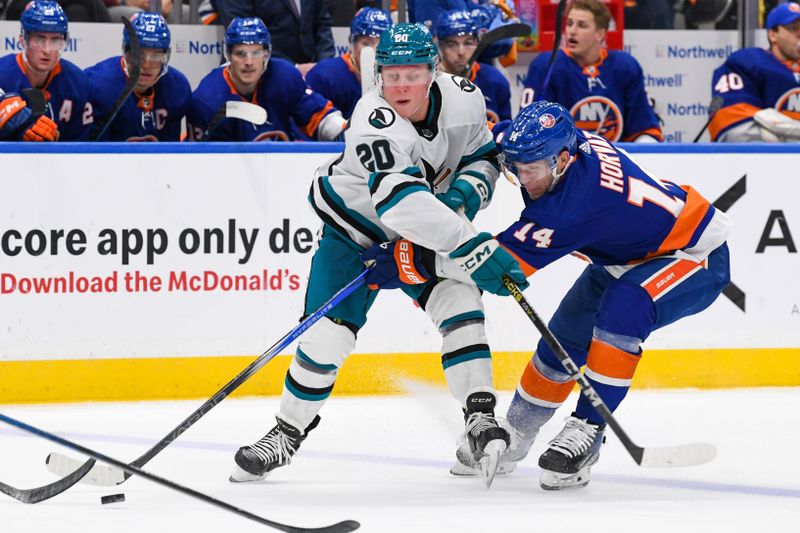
468, 61, 511, 123
0, 53, 92, 141
709, 47, 800, 141
85, 57, 191, 142
496, 131, 729, 277
521, 49, 662, 142
305, 53, 361, 120
187, 58, 336, 142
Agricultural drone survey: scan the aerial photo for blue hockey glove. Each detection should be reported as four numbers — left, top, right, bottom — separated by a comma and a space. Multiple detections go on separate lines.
436, 172, 492, 221
449, 232, 529, 296
361, 238, 434, 290
0, 91, 58, 141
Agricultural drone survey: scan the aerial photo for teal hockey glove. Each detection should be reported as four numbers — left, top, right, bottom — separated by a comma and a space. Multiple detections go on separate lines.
449, 232, 529, 296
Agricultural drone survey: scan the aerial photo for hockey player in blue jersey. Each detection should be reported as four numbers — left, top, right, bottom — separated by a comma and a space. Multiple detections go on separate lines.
433, 9, 511, 124
305, 7, 392, 120
0, 88, 58, 141
709, 2, 800, 142
0, 1, 92, 141
520, 0, 662, 143
364, 101, 731, 490
86, 13, 191, 142
187, 18, 346, 142
229, 23, 528, 487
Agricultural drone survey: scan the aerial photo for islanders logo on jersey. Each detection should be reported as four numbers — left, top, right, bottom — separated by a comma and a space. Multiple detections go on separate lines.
569, 96, 623, 142
369, 107, 396, 129
774, 88, 800, 121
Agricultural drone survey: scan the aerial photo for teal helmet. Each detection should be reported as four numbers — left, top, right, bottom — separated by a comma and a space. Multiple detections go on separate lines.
375, 23, 438, 69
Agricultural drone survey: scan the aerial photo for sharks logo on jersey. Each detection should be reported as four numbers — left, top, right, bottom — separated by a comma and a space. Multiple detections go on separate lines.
451, 75, 477, 93
369, 107, 396, 129
570, 96, 623, 142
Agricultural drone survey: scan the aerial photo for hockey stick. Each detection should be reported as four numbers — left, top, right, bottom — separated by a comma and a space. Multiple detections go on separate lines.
21, 87, 46, 118
91, 16, 140, 141
43, 267, 372, 490
537, 0, 567, 102
462, 22, 532, 77
501, 275, 717, 468
692, 96, 724, 142
200, 100, 268, 141
359, 46, 376, 95
0, 413, 359, 533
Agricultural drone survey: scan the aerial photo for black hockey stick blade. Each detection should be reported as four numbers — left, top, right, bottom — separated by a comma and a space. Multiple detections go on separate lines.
0, 458, 96, 504
500, 275, 717, 468
692, 96, 724, 142
463, 22, 532, 76
0, 413, 359, 532
538, 0, 567, 101
91, 16, 141, 141
20, 88, 46, 117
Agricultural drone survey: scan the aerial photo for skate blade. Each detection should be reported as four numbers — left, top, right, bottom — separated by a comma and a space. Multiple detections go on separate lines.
539, 467, 592, 491
229, 464, 267, 483
480, 440, 508, 489
450, 461, 516, 477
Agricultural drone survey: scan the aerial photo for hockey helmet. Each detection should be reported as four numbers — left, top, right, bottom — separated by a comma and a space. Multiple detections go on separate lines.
350, 7, 392, 40
433, 10, 478, 39
124, 12, 171, 50
20, 1, 68, 37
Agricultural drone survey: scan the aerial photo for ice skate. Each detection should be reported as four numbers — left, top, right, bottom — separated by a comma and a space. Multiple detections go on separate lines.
538, 415, 605, 490
451, 392, 510, 488
450, 419, 534, 477
230, 415, 320, 482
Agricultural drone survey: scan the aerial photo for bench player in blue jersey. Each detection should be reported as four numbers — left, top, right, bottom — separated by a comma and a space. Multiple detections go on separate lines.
520, 0, 662, 143
364, 101, 731, 490
305, 7, 392, 121
0, 87, 58, 141
187, 17, 346, 142
433, 9, 511, 125
0, 1, 92, 141
709, 2, 800, 142
85, 13, 191, 142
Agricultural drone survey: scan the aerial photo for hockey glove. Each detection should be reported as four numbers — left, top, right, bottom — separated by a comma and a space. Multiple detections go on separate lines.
361, 238, 434, 290
436, 172, 492, 221
23, 115, 58, 142
449, 232, 529, 296
0, 93, 58, 142
491, 119, 512, 151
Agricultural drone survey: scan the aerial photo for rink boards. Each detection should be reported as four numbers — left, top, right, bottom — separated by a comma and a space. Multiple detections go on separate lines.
0, 144, 798, 402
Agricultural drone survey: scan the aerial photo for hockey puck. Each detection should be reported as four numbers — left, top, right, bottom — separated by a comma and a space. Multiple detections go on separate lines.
100, 493, 125, 505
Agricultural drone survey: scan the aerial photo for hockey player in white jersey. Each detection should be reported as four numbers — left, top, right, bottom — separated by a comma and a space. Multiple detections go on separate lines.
230, 23, 528, 487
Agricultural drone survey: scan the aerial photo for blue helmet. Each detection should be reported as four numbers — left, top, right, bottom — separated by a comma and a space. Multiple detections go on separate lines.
433, 10, 478, 39
20, 1, 68, 37
350, 7, 392, 40
225, 17, 271, 48
123, 12, 171, 50
375, 23, 438, 68
501, 101, 577, 171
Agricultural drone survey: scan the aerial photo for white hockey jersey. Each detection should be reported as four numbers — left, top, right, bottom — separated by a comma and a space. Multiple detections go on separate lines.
309, 72, 500, 253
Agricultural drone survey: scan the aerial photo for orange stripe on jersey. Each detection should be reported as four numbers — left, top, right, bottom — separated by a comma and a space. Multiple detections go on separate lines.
519, 360, 574, 404
303, 99, 335, 138
16, 53, 60, 98
222, 68, 258, 102
641, 257, 704, 301
650, 185, 710, 257
622, 126, 664, 142
341, 53, 359, 76
708, 102, 760, 141
586, 339, 640, 380
498, 242, 537, 277
468, 62, 480, 82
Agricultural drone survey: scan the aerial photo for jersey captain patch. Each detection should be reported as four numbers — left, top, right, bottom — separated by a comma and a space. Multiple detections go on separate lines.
570, 96, 623, 142
368, 106, 396, 129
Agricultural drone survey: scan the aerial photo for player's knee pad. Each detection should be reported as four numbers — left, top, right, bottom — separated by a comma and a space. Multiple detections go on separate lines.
295, 316, 356, 370
423, 278, 485, 331
597, 280, 656, 342
535, 336, 587, 377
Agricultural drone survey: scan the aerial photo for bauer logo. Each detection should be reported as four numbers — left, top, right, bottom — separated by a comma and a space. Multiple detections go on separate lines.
368, 107, 396, 129
657, 45, 734, 59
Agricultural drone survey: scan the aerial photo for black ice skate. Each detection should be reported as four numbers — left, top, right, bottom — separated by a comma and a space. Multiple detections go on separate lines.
455, 392, 510, 488
538, 415, 605, 490
451, 419, 529, 478
229, 415, 320, 483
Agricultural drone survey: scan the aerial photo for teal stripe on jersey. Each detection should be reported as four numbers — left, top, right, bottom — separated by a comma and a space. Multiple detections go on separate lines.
457, 141, 498, 170
318, 175, 389, 243
367, 166, 424, 191
284, 375, 333, 401
440, 310, 485, 330
441, 349, 492, 370
374, 182, 429, 217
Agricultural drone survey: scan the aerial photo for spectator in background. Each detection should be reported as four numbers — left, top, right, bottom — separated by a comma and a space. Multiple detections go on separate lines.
5, 0, 111, 21
433, 9, 511, 124
219, 0, 336, 76
187, 17, 347, 141
306, 6, 392, 119
625, 0, 675, 29
519, 0, 662, 143
85, 12, 190, 141
708, 2, 800, 142
103, 0, 173, 23
0, 1, 92, 140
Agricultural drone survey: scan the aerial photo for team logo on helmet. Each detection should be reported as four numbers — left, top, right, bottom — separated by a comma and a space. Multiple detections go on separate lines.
538, 113, 556, 128
451, 75, 476, 93
369, 107, 396, 129
775, 88, 800, 119
569, 96, 623, 142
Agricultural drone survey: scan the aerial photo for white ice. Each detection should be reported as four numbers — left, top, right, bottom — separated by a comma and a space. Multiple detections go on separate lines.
1, 387, 799, 533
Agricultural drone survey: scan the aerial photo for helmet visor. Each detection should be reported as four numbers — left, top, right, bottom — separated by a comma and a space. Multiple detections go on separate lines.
500, 155, 555, 187
380, 65, 434, 87
26, 33, 66, 52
